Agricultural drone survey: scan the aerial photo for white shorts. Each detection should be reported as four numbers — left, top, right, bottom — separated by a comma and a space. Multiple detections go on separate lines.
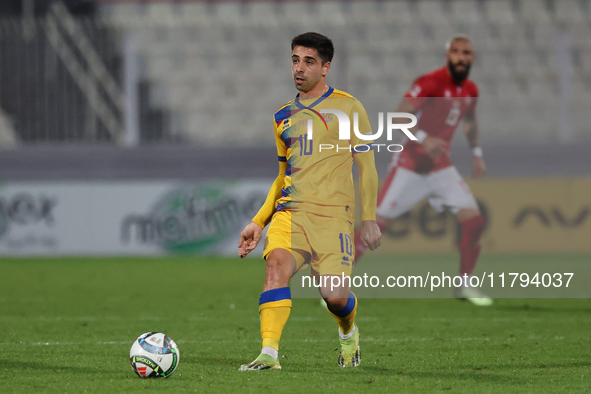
376, 165, 479, 219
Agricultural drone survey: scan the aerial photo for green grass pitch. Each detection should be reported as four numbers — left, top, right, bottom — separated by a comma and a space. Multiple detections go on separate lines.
0, 255, 589, 393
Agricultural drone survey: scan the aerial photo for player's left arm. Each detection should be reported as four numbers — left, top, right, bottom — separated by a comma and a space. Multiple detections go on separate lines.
354, 151, 381, 251
463, 109, 486, 179
351, 100, 381, 251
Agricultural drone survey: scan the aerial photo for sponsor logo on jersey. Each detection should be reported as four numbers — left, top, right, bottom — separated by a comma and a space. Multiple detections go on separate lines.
409, 84, 421, 97
341, 255, 350, 266
323, 113, 335, 122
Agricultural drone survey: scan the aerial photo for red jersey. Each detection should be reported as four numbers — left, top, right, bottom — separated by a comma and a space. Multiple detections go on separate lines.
396, 66, 479, 173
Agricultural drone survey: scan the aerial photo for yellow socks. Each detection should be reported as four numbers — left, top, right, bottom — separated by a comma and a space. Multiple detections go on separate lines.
327, 292, 357, 335
259, 287, 292, 355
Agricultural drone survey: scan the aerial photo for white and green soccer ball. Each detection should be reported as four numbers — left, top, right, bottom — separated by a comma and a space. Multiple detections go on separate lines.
129, 332, 180, 379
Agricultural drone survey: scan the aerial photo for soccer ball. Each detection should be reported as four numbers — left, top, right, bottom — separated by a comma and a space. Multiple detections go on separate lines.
129, 332, 180, 379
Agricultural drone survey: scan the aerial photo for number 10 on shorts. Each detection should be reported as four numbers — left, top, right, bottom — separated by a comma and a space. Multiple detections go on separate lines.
339, 233, 353, 256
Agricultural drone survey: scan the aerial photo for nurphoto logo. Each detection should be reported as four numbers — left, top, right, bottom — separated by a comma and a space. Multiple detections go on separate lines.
305, 110, 418, 153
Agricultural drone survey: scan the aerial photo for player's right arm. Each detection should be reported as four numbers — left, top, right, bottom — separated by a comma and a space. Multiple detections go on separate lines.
400, 78, 448, 159
238, 119, 288, 258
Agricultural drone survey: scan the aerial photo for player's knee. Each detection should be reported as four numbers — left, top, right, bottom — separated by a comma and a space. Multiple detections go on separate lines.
466, 212, 485, 229
264, 256, 290, 289
456, 208, 481, 223
265, 257, 289, 275
325, 297, 348, 311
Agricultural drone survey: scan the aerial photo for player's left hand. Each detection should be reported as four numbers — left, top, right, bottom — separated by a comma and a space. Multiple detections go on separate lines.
472, 157, 486, 179
360, 220, 382, 251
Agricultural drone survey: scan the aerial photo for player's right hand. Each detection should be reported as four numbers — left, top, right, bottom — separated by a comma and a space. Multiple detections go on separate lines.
238, 221, 263, 258
472, 156, 487, 179
421, 136, 448, 160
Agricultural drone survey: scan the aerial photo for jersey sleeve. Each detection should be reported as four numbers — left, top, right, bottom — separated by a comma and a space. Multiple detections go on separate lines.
274, 118, 288, 162
349, 99, 374, 153
350, 99, 378, 221
354, 150, 378, 221
404, 75, 437, 109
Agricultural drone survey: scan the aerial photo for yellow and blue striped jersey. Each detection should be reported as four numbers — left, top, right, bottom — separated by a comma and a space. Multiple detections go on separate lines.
271, 87, 375, 222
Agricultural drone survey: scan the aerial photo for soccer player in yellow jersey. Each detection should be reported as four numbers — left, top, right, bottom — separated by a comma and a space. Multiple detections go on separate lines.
237, 32, 381, 371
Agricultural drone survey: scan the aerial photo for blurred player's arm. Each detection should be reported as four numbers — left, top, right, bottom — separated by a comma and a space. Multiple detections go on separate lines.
353, 102, 381, 251
396, 98, 447, 160
238, 121, 287, 258
463, 109, 486, 179
400, 78, 448, 159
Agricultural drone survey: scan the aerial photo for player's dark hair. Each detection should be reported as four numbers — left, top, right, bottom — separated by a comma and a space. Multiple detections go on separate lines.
291, 32, 334, 65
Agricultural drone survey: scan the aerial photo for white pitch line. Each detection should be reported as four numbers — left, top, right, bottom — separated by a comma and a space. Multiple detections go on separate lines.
0, 316, 173, 322
289, 316, 379, 322
2, 315, 589, 323
5, 335, 586, 347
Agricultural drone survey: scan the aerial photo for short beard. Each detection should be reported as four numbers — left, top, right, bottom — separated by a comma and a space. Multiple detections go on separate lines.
448, 60, 471, 85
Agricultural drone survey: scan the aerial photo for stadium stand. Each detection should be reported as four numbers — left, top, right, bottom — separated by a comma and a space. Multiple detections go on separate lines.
0, 0, 589, 145
94, 0, 590, 146
0, 108, 17, 147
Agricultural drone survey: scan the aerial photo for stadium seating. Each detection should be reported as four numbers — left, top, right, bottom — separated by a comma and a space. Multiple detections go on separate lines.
97, 0, 591, 145
484, 0, 516, 24
519, 0, 553, 23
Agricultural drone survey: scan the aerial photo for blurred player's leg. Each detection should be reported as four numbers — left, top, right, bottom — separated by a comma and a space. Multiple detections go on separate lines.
455, 209, 491, 306
457, 209, 485, 277
429, 166, 492, 306
354, 167, 430, 263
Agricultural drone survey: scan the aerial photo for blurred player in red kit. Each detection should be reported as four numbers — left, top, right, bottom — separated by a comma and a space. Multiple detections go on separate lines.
354, 35, 492, 306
